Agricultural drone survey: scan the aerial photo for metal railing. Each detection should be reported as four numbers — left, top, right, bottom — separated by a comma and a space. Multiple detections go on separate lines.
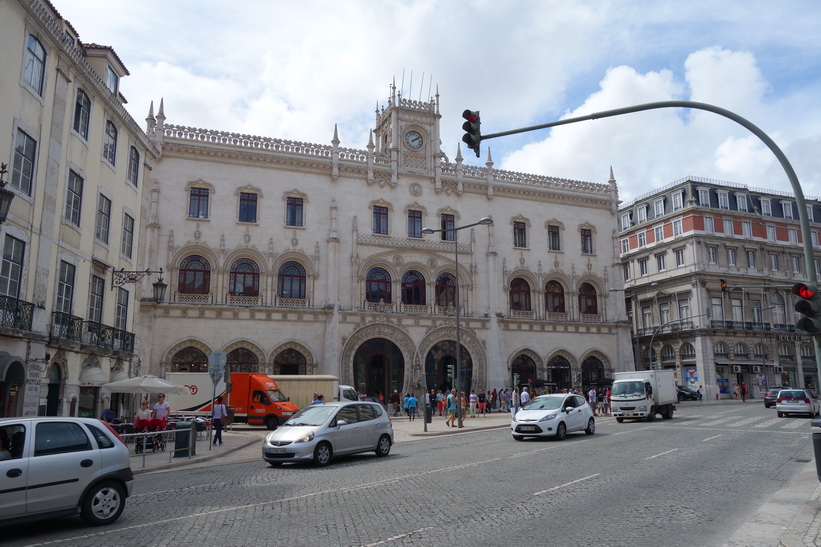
0, 295, 34, 331
119, 428, 197, 468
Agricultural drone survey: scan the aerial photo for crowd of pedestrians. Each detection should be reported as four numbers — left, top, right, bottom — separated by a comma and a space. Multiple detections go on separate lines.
379, 384, 618, 420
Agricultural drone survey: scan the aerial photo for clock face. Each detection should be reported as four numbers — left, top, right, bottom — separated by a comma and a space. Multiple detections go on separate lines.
404, 130, 423, 150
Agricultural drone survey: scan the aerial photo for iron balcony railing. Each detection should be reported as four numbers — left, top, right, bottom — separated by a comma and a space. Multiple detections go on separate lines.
0, 295, 34, 331
50, 312, 135, 353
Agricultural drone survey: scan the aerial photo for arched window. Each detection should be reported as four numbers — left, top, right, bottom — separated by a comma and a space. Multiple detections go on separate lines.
801, 345, 815, 359
278, 261, 306, 299
510, 278, 531, 311
734, 343, 748, 358
401, 270, 426, 305
578, 283, 598, 314
227, 347, 259, 373
178, 255, 211, 294
545, 281, 565, 313
661, 345, 675, 361
779, 343, 793, 359
435, 273, 456, 307
366, 267, 392, 303
23, 35, 46, 95
714, 343, 727, 357
171, 346, 208, 372
754, 343, 766, 357
230, 258, 260, 296
681, 343, 696, 360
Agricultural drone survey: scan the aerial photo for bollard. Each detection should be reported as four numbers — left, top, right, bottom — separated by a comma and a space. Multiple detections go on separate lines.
716, 393, 719, 400
813, 419, 821, 482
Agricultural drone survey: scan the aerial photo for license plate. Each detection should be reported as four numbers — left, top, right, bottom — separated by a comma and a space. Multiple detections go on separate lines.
520, 426, 537, 432
266, 447, 286, 454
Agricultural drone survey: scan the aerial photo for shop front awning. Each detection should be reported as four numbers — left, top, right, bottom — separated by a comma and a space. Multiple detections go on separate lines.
79, 366, 108, 385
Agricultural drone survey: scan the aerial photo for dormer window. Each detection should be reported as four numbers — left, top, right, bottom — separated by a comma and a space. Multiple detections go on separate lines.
106, 66, 119, 95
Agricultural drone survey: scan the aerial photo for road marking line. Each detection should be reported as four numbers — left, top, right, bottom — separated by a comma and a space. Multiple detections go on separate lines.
532, 473, 601, 496
702, 434, 722, 442
364, 526, 436, 546
645, 448, 678, 460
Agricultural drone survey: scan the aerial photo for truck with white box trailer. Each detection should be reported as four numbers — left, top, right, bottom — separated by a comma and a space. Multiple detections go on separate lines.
268, 375, 357, 409
610, 370, 677, 422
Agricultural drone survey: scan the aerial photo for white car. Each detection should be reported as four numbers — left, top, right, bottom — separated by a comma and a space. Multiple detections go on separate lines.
262, 401, 394, 467
0, 417, 134, 527
511, 393, 595, 441
775, 389, 821, 418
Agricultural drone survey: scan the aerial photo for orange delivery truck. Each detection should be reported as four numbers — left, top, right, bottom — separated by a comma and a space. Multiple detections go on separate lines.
166, 372, 300, 429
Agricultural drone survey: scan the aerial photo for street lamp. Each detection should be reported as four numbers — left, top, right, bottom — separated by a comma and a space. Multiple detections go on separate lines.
422, 216, 493, 428
112, 268, 168, 304
0, 163, 15, 224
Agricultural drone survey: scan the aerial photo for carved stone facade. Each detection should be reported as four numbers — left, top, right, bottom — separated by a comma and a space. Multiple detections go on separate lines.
135, 82, 632, 398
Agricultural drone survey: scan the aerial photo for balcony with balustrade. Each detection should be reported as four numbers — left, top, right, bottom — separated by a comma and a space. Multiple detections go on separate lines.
0, 295, 34, 332
50, 312, 135, 355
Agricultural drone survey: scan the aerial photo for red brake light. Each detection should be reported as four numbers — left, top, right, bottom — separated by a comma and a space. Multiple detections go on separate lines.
801, 398, 811, 404
776, 398, 784, 403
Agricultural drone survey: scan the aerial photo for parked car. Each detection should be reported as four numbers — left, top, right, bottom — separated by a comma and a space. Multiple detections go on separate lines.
511, 393, 595, 441
776, 389, 821, 418
262, 401, 393, 467
676, 385, 700, 401
763, 388, 788, 408
0, 417, 134, 527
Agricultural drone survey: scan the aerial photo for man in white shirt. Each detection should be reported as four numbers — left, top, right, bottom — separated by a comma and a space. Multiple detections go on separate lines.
520, 387, 530, 405
587, 388, 598, 415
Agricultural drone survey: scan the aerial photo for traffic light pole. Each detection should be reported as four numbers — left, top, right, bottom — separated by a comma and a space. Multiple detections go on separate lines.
479, 100, 821, 394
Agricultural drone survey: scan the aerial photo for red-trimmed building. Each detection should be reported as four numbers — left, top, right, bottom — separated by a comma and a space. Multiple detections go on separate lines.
617, 176, 821, 398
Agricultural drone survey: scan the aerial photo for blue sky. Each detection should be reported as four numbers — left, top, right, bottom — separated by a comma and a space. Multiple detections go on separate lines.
58, 0, 821, 202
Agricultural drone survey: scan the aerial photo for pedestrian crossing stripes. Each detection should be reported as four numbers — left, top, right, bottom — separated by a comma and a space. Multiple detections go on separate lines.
754, 417, 784, 428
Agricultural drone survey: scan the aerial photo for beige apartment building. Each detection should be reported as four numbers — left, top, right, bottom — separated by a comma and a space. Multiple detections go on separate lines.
0, 0, 157, 418
617, 177, 821, 398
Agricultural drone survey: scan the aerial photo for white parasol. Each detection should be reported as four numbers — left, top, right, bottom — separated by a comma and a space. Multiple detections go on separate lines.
103, 375, 189, 396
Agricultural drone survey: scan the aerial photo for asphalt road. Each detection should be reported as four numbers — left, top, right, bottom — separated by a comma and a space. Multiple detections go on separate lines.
5, 401, 816, 546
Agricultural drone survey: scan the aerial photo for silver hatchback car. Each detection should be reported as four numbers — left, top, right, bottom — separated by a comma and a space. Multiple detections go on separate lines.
262, 401, 393, 467
0, 417, 134, 527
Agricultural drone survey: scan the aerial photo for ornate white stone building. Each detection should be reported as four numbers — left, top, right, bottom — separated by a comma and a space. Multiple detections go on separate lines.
137, 83, 634, 406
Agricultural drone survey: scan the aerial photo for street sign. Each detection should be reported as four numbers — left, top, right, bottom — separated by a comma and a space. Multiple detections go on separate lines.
208, 350, 227, 385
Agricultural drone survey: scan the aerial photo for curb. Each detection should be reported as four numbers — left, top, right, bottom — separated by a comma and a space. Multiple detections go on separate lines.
132, 435, 260, 475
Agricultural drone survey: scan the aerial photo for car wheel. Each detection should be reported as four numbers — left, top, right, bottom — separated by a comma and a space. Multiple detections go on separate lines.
555, 422, 567, 441
764, 403, 770, 408
585, 418, 595, 435
313, 442, 332, 467
265, 416, 279, 430
616, 418, 624, 423
81, 481, 126, 526
513, 435, 524, 441
677, 395, 683, 402
375, 434, 391, 457
646, 411, 655, 422
778, 412, 784, 418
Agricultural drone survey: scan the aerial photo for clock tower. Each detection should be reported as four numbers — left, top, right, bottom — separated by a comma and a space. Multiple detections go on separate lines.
373, 80, 443, 185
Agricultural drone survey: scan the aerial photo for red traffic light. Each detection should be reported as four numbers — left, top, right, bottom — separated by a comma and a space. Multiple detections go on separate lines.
462, 110, 479, 123
793, 282, 816, 299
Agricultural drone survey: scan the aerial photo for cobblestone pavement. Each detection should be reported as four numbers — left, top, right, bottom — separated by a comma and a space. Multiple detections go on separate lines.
129, 400, 821, 546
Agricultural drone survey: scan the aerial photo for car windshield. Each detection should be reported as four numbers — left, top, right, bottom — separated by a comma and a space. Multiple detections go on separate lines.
268, 389, 288, 403
611, 381, 645, 397
284, 405, 336, 426
522, 397, 563, 411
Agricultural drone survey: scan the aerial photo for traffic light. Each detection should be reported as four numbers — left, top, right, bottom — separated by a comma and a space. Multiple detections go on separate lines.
447, 364, 455, 378
720, 278, 727, 293
513, 373, 520, 387
793, 282, 821, 334
462, 110, 481, 158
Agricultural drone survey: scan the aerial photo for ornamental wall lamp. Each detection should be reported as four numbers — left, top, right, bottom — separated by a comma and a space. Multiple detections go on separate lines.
112, 267, 167, 304
0, 163, 15, 224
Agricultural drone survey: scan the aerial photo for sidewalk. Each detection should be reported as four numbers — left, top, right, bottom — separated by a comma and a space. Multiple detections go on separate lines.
126, 403, 821, 546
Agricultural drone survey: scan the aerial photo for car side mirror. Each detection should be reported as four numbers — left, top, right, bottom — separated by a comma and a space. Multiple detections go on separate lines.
564, 407, 572, 413
336, 419, 348, 426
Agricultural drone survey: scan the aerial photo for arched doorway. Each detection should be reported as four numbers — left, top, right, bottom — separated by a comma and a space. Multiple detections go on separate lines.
273, 348, 307, 375
0, 356, 25, 418
581, 355, 605, 388
45, 362, 62, 416
511, 354, 537, 387
547, 356, 572, 390
424, 340, 473, 393
353, 338, 404, 399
